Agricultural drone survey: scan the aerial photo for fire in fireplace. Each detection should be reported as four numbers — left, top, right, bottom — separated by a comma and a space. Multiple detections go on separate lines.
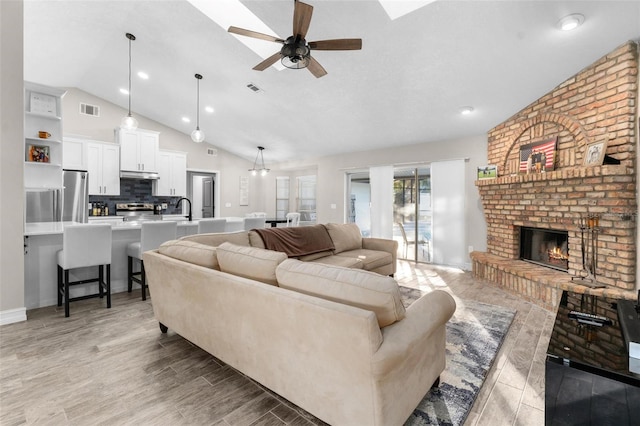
520, 227, 569, 271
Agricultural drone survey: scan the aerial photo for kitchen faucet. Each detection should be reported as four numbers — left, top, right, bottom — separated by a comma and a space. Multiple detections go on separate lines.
176, 197, 192, 222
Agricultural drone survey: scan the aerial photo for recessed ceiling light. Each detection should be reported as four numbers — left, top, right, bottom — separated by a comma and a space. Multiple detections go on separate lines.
205, 106, 214, 113
460, 106, 474, 115
558, 13, 584, 31
137, 71, 149, 80
119, 88, 129, 95
181, 117, 191, 123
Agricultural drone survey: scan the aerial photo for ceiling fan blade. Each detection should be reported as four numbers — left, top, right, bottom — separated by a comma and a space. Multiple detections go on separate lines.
307, 56, 327, 78
309, 39, 362, 51
253, 52, 283, 71
293, 0, 313, 39
228, 26, 284, 43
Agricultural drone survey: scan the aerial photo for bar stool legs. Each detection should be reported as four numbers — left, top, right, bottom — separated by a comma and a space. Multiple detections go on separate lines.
57, 264, 111, 318
128, 257, 147, 301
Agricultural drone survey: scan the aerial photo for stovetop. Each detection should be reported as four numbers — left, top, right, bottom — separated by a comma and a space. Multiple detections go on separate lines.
116, 202, 161, 221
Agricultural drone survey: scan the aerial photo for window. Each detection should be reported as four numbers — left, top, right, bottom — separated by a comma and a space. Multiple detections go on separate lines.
297, 175, 316, 223
275, 177, 290, 220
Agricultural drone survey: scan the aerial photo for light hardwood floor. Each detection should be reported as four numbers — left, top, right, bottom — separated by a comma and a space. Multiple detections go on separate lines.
0, 261, 554, 425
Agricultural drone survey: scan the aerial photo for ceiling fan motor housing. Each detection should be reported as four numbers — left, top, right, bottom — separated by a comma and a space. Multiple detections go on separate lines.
281, 36, 310, 68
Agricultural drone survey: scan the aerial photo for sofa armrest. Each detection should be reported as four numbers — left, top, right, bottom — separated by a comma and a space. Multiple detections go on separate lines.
370, 289, 455, 425
372, 290, 455, 372
362, 237, 398, 273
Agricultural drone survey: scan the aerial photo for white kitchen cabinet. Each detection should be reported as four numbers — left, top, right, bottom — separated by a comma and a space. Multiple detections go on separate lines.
24, 82, 66, 189
87, 142, 120, 195
63, 136, 87, 170
153, 150, 187, 196
116, 128, 159, 172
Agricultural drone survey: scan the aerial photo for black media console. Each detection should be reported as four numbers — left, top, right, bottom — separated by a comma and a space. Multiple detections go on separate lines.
545, 291, 640, 425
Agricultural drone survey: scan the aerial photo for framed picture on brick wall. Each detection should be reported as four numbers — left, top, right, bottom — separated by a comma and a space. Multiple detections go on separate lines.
584, 140, 607, 166
519, 137, 557, 174
477, 165, 497, 179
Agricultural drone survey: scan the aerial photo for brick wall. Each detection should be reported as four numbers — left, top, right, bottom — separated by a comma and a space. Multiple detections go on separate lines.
475, 41, 638, 293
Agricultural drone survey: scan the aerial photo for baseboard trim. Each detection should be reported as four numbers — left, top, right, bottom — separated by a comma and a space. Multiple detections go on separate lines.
0, 307, 27, 326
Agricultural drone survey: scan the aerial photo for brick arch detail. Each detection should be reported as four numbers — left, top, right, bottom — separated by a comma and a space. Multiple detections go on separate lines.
501, 112, 590, 172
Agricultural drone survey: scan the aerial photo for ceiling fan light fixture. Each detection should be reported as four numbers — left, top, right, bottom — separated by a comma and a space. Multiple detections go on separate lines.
191, 73, 205, 143
120, 32, 138, 131
281, 36, 310, 69
249, 146, 270, 176
558, 13, 584, 31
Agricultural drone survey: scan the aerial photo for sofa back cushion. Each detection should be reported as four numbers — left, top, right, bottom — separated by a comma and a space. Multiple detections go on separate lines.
323, 223, 362, 254
180, 231, 250, 247
276, 259, 405, 327
158, 239, 220, 270
216, 242, 287, 286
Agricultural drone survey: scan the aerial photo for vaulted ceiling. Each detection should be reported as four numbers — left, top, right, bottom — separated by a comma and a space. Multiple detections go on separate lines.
24, 1, 640, 164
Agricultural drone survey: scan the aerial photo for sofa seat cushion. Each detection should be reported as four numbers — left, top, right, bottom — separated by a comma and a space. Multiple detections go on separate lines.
158, 240, 219, 270
276, 259, 406, 327
323, 223, 362, 254
336, 249, 392, 272
307, 255, 364, 269
216, 242, 287, 286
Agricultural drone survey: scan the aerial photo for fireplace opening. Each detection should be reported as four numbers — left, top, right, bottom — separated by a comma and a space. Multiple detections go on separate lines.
520, 227, 569, 272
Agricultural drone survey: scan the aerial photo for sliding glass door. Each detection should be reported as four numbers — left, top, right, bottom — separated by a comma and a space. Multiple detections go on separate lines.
393, 166, 431, 263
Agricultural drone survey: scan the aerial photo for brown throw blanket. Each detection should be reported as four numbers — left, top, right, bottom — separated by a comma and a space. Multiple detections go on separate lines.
254, 225, 335, 257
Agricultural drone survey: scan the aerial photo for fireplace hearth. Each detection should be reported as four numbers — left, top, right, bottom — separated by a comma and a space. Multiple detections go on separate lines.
520, 227, 569, 272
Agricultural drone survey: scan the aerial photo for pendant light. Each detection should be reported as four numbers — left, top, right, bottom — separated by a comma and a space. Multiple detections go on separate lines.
191, 73, 205, 143
120, 32, 138, 130
249, 146, 270, 176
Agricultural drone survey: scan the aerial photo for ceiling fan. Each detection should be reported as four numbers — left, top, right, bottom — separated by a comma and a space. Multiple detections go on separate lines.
228, 0, 362, 78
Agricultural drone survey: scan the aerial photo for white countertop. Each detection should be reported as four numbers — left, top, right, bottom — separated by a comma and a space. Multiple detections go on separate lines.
24, 220, 199, 236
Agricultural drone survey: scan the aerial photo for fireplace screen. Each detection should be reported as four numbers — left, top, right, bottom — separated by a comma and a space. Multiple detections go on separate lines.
520, 227, 569, 271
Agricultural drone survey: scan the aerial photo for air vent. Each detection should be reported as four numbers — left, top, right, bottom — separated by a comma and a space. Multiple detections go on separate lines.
207, 148, 218, 157
246, 83, 263, 93
79, 103, 100, 117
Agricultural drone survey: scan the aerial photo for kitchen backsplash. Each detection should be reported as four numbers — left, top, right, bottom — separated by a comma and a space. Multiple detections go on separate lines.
89, 179, 183, 216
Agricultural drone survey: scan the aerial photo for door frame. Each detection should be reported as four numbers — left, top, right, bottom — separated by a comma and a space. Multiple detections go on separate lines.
187, 169, 220, 219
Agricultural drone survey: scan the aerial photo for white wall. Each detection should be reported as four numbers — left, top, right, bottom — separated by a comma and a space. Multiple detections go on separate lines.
61, 88, 262, 217
275, 135, 489, 264
0, 0, 27, 324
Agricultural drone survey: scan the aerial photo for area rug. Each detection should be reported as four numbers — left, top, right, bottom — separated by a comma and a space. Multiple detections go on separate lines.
399, 287, 516, 426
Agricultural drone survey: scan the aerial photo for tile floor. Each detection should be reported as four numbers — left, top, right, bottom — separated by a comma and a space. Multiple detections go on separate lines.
0, 260, 555, 425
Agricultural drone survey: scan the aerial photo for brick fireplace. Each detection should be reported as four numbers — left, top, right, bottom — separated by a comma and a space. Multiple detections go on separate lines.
471, 41, 638, 309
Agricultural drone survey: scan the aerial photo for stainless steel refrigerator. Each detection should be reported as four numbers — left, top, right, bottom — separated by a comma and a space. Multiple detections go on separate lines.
25, 188, 61, 223
62, 169, 89, 223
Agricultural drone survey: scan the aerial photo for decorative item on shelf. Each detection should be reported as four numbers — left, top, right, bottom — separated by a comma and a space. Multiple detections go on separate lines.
477, 165, 497, 180
120, 32, 138, 131
191, 73, 205, 143
38, 131, 51, 139
29, 92, 57, 116
571, 214, 605, 288
519, 136, 557, 174
248, 146, 270, 177
27, 145, 50, 163
584, 140, 608, 166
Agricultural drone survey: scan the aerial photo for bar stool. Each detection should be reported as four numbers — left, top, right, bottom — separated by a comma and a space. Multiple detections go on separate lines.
197, 218, 227, 233
126, 221, 177, 300
57, 224, 112, 318
243, 217, 266, 230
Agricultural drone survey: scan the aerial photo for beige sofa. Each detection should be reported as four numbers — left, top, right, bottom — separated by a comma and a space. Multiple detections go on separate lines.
143, 236, 456, 426
181, 223, 398, 276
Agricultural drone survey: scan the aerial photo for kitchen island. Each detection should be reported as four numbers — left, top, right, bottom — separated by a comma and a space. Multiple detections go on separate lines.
24, 220, 199, 309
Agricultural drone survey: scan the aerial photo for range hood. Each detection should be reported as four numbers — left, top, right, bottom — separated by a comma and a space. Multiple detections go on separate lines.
119, 170, 160, 180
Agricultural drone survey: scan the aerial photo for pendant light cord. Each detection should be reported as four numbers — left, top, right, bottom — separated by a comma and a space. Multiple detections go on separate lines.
196, 77, 200, 130
126, 33, 135, 116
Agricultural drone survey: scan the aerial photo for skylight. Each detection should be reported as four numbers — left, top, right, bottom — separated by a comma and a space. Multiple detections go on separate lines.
378, 0, 436, 20
187, 0, 285, 70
